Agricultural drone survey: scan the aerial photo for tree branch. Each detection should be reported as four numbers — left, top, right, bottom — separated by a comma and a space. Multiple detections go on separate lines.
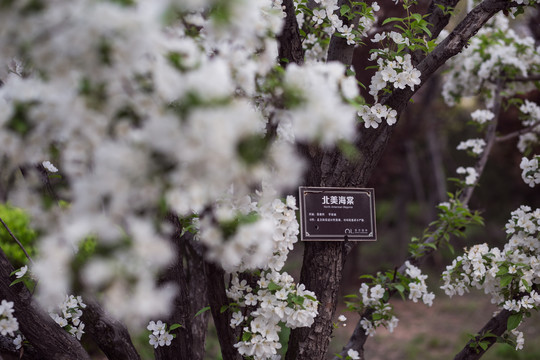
81, 298, 141, 360
453, 310, 512, 360
496, 121, 540, 142
461, 79, 503, 204
504, 75, 540, 82
0, 246, 90, 359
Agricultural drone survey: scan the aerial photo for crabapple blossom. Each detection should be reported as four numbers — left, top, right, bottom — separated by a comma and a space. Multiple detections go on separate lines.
456, 167, 479, 186
48, 295, 86, 341
520, 156, 540, 188
226, 271, 318, 360
147, 320, 177, 348
0, 300, 18, 338
470, 109, 495, 124
457, 139, 486, 155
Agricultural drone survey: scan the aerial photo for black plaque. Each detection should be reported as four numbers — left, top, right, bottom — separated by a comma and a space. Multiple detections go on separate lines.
299, 187, 376, 241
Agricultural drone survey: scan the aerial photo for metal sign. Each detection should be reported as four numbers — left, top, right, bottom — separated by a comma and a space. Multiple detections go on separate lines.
299, 187, 377, 241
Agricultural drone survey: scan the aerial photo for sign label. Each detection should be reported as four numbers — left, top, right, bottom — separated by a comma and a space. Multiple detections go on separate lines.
299, 187, 377, 241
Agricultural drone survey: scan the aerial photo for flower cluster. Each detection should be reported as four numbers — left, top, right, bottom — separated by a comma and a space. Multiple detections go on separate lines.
278, 62, 358, 146
351, 261, 433, 337
357, 103, 398, 129
358, 283, 399, 336
49, 295, 86, 340
456, 167, 479, 186
520, 156, 540, 188
346, 349, 360, 360
470, 109, 495, 125
199, 195, 300, 273
0, 300, 19, 338
442, 15, 540, 108
367, 54, 421, 102
441, 206, 540, 349
227, 271, 318, 360
297, 0, 378, 62
517, 100, 540, 154
147, 320, 176, 348
356, 52, 420, 128
457, 138, 486, 155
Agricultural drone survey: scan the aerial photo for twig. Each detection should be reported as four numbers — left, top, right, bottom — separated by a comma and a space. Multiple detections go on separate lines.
0, 216, 34, 265
461, 78, 503, 205
496, 121, 540, 143
504, 75, 540, 83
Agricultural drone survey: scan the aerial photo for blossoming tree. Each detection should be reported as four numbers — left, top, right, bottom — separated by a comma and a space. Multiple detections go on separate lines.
0, 0, 539, 359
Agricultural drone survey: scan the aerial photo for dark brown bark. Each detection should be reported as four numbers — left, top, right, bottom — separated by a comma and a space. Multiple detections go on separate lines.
81, 298, 141, 360
285, 242, 346, 360
183, 238, 210, 360
453, 310, 512, 360
155, 224, 194, 360
277, 0, 304, 66
0, 247, 90, 360
204, 262, 241, 360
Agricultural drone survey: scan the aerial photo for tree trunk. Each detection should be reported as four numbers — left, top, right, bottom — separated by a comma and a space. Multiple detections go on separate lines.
184, 239, 210, 360
285, 242, 346, 360
155, 221, 194, 360
204, 262, 241, 360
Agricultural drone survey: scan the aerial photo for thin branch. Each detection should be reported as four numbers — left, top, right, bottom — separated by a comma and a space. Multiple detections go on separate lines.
496, 121, 540, 142
504, 75, 540, 82
461, 78, 503, 205
0, 216, 33, 265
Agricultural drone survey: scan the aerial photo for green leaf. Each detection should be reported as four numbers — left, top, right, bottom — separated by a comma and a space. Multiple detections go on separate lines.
507, 313, 523, 331
479, 341, 489, 351
382, 17, 404, 26
194, 306, 211, 318
496, 265, 508, 276
359, 274, 375, 280
500, 275, 513, 288
169, 323, 183, 331
521, 278, 532, 292
340, 5, 350, 16
220, 305, 229, 314
9, 278, 25, 287
268, 281, 281, 291
394, 284, 405, 293
242, 331, 252, 342
292, 295, 305, 306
